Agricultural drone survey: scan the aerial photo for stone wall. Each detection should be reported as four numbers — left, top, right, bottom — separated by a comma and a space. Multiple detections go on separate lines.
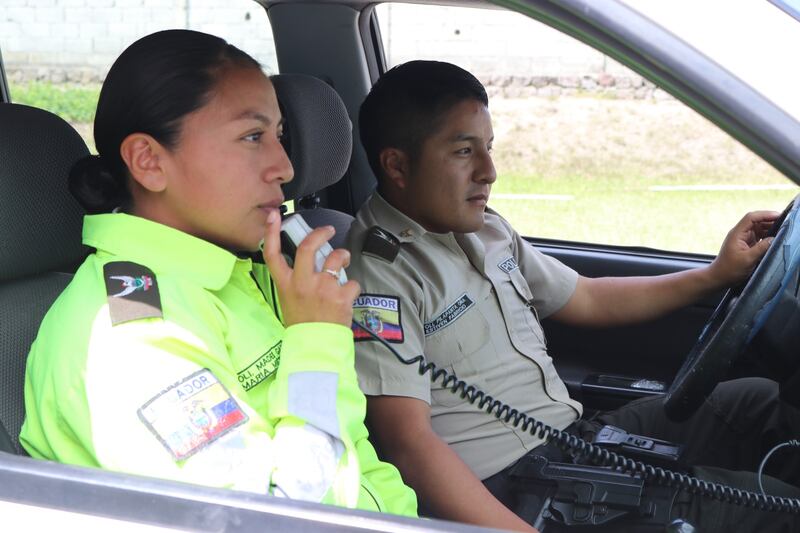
2, 0, 659, 99
480, 74, 669, 100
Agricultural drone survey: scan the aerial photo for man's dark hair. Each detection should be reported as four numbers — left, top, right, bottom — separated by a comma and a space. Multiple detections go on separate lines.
359, 60, 488, 183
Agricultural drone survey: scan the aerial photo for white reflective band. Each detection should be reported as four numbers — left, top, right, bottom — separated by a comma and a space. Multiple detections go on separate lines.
287, 372, 340, 438
271, 424, 343, 502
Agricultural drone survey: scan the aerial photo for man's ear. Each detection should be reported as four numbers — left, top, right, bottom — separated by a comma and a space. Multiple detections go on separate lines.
379, 148, 410, 190
119, 133, 169, 193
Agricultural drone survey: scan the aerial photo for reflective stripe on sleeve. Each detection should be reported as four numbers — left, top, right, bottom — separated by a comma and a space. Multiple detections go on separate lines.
271, 371, 345, 502
271, 424, 345, 501
287, 371, 341, 438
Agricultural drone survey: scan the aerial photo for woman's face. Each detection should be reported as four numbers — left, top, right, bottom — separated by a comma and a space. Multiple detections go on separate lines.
149, 66, 293, 251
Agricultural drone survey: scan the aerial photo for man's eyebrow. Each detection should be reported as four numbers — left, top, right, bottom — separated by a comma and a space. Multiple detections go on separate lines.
450, 133, 495, 142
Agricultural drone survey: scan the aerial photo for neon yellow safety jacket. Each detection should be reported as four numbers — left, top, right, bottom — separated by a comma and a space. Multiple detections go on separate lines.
20, 213, 417, 516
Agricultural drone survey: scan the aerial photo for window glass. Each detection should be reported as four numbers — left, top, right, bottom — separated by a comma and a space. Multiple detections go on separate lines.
375, 3, 799, 254
622, 0, 799, 121
771, 0, 800, 21
0, 0, 277, 152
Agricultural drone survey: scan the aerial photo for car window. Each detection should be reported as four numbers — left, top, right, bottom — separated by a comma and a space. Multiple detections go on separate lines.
770, 0, 800, 23
374, 3, 800, 255
0, 0, 277, 152
626, 0, 799, 121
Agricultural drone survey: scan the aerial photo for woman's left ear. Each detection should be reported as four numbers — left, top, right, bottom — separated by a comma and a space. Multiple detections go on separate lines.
120, 133, 169, 192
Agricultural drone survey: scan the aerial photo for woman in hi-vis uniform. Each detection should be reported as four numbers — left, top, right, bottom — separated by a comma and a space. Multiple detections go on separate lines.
19, 29, 416, 517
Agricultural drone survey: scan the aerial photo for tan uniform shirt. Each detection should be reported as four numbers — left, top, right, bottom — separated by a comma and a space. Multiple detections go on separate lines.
346, 193, 583, 479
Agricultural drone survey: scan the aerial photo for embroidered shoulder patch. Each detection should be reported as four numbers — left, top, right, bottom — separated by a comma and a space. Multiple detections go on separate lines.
498, 256, 519, 274
351, 294, 404, 343
137, 369, 249, 461
104, 261, 162, 326
424, 293, 475, 336
362, 226, 400, 263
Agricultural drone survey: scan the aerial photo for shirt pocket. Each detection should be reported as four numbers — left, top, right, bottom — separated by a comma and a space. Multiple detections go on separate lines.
506, 268, 547, 346
426, 303, 491, 408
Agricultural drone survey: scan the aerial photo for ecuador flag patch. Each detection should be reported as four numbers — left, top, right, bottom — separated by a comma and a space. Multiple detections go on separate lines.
352, 294, 404, 343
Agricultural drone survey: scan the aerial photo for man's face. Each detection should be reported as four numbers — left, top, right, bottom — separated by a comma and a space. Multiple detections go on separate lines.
397, 99, 496, 234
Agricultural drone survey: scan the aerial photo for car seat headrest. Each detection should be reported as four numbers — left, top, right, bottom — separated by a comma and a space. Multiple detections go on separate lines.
271, 74, 353, 201
0, 103, 89, 281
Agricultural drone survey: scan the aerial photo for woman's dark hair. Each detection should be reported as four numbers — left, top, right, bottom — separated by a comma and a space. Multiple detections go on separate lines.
358, 60, 488, 183
69, 29, 260, 213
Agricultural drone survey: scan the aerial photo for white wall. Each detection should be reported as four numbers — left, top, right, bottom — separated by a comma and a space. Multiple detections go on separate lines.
0, 0, 279, 82
1, 0, 796, 115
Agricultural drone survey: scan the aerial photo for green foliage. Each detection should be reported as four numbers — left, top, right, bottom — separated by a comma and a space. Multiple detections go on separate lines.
492, 173, 799, 255
4, 84, 794, 254
9, 82, 100, 124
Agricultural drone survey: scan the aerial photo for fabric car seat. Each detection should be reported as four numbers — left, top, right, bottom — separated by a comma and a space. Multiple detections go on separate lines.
271, 74, 355, 248
0, 103, 89, 454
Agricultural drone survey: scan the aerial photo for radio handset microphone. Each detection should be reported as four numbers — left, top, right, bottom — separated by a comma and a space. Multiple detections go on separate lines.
279, 213, 348, 285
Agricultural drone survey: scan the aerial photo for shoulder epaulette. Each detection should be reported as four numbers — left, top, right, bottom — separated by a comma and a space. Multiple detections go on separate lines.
362, 226, 400, 263
103, 261, 163, 325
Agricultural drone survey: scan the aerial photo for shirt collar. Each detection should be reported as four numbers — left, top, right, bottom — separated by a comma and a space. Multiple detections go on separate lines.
82, 213, 241, 290
367, 192, 477, 255
366, 192, 429, 244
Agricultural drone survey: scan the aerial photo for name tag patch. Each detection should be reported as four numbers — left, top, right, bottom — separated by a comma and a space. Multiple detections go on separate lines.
138, 369, 248, 461
352, 294, 404, 343
237, 341, 281, 392
424, 293, 475, 336
498, 256, 519, 274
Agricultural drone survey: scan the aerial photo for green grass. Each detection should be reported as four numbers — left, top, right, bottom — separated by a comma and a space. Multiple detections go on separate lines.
488, 94, 798, 254
491, 173, 799, 255
9, 81, 100, 124
6, 85, 796, 255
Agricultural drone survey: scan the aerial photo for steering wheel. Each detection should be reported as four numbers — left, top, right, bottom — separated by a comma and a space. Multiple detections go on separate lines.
663, 194, 800, 421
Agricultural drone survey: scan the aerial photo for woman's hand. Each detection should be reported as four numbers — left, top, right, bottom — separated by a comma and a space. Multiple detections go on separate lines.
262, 210, 360, 327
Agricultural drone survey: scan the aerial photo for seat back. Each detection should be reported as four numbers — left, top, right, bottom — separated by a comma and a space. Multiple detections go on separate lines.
271, 74, 355, 248
0, 103, 89, 454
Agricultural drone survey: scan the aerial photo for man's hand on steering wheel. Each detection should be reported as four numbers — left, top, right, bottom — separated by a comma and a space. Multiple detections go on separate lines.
664, 197, 800, 422
707, 210, 779, 288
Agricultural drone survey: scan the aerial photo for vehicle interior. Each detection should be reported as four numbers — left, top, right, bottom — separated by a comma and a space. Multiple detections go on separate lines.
0, 0, 799, 530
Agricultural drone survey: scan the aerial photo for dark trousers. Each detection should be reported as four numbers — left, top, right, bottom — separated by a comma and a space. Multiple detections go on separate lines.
484, 378, 800, 532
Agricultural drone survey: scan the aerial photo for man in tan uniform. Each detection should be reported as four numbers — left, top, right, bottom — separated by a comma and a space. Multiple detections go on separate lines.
346, 60, 800, 532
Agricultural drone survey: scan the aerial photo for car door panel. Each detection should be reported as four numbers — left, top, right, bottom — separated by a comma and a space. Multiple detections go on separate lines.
535, 242, 720, 411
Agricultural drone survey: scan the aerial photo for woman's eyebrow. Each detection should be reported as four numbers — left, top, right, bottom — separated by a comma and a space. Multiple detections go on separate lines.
232, 110, 273, 125
232, 112, 287, 131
